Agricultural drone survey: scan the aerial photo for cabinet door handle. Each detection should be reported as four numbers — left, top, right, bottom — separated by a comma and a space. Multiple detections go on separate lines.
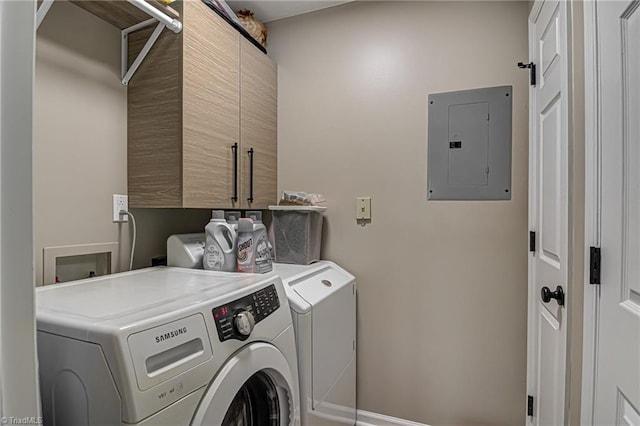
247, 147, 254, 204
231, 143, 238, 202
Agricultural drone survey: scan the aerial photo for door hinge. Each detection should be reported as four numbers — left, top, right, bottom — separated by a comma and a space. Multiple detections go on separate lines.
527, 395, 534, 417
518, 61, 537, 86
590, 247, 601, 285
529, 231, 536, 253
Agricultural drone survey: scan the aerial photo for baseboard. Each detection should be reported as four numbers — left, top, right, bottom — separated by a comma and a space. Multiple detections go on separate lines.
356, 409, 429, 426
309, 401, 357, 424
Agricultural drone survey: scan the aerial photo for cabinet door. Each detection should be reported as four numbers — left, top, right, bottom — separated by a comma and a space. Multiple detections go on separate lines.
128, 25, 183, 208
183, 1, 240, 209
240, 37, 277, 209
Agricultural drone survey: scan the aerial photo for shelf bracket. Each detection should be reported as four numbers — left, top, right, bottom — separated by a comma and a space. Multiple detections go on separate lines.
36, 0, 55, 30
120, 2, 183, 86
121, 19, 163, 86
36, 0, 182, 86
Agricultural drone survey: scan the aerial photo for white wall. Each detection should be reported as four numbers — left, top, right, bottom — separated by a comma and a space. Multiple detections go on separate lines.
34, 1, 129, 285
268, 2, 530, 424
0, 0, 40, 418
34, 2, 211, 283
129, 208, 213, 269
567, 2, 585, 424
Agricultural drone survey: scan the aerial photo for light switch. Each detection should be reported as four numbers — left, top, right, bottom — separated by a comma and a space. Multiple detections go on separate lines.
356, 197, 371, 220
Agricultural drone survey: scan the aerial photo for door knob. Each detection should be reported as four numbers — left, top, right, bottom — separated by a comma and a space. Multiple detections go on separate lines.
541, 286, 565, 306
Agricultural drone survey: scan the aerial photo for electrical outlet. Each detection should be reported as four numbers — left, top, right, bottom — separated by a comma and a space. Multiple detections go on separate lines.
113, 194, 128, 222
356, 197, 371, 220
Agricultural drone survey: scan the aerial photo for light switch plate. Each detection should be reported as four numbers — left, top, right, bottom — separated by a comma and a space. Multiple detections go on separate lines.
356, 197, 371, 220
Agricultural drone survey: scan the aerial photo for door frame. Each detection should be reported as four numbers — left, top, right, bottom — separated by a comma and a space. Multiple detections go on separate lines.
580, 1, 601, 424
0, 0, 40, 418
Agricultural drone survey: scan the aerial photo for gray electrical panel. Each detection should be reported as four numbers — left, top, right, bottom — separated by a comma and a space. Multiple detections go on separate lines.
427, 86, 512, 200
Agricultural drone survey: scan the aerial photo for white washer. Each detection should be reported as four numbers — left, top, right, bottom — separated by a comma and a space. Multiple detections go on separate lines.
36, 267, 300, 425
272, 261, 357, 426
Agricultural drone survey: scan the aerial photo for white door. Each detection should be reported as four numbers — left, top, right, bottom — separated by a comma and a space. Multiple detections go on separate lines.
527, 1, 570, 425
584, 1, 640, 424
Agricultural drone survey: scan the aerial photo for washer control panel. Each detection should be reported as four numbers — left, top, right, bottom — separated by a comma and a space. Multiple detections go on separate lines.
212, 284, 280, 341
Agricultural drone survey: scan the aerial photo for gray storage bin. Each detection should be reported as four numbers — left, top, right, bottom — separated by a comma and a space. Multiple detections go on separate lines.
269, 206, 326, 265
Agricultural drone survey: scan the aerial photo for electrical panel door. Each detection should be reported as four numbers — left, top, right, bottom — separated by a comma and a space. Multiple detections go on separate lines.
428, 86, 512, 200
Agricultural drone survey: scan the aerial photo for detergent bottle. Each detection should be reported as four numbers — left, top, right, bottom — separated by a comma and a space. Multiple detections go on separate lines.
224, 211, 241, 230
236, 218, 255, 273
203, 210, 237, 272
246, 211, 272, 273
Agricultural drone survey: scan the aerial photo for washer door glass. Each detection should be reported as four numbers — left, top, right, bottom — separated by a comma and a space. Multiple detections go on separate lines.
190, 342, 297, 426
222, 371, 280, 425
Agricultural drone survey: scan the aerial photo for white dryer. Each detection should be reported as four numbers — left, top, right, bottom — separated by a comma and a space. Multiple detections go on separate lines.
272, 261, 357, 426
36, 267, 300, 425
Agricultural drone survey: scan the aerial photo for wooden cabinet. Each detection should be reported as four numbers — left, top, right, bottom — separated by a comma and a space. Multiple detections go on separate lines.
240, 37, 277, 209
127, 1, 277, 209
182, 1, 239, 208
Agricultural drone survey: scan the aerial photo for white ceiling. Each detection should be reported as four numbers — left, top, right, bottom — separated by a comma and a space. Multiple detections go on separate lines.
227, 1, 352, 23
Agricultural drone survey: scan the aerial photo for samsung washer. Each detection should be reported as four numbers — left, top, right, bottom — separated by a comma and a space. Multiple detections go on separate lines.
36, 267, 300, 425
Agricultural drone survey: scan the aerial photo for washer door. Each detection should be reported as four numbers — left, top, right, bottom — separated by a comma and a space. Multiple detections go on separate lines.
191, 342, 297, 426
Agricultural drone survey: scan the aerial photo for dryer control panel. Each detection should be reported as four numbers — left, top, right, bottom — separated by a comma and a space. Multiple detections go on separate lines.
212, 284, 280, 342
